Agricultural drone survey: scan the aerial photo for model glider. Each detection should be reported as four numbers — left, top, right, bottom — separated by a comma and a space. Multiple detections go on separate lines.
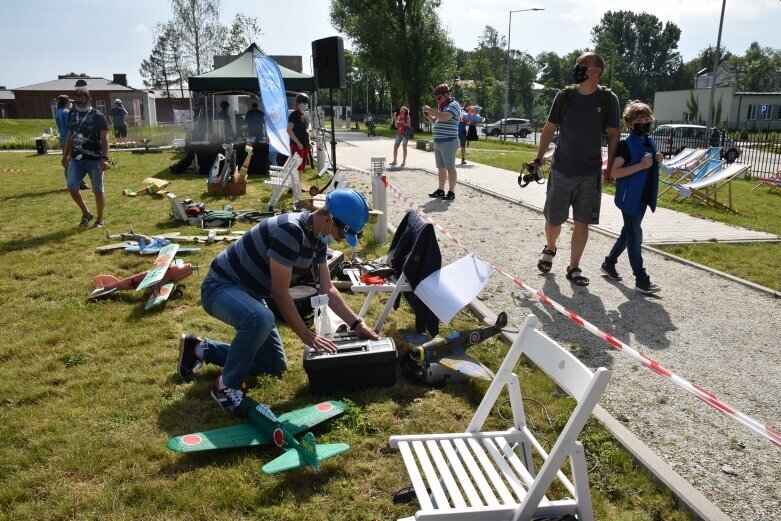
403, 312, 509, 385
122, 177, 169, 197
89, 243, 196, 309
167, 398, 350, 474
124, 237, 200, 255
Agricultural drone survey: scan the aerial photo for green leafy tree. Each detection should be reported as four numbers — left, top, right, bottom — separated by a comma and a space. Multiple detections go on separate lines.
330, 0, 456, 130
140, 23, 188, 97
672, 45, 732, 90
221, 13, 262, 55
169, 0, 225, 74
591, 11, 682, 102
686, 90, 701, 123
729, 42, 781, 92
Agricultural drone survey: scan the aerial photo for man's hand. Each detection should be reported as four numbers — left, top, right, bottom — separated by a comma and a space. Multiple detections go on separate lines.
61, 156, 70, 168
353, 321, 379, 341
100, 159, 110, 171
603, 171, 614, 184
304, 330, 337, 354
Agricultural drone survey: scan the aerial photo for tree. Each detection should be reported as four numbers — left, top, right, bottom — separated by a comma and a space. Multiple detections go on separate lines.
591, 11, 682, 103
729, 42, 781, 92
140, 22, 188, 96
330, 0, 456, 130
673, 45, 733, 90
221, 13, 262, 55
169, 0, 225, 74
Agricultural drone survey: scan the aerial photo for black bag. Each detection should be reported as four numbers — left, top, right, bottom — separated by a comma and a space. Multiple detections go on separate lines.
466, 124, 479, 141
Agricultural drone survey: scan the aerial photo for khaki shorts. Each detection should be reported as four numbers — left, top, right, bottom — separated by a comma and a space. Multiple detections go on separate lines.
543, 168, 602, 225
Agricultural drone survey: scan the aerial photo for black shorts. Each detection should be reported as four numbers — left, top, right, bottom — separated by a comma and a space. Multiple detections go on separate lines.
114, 125, 128, 138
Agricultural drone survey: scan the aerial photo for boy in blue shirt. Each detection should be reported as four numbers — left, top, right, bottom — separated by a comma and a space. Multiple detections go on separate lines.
601, 101, 665, 294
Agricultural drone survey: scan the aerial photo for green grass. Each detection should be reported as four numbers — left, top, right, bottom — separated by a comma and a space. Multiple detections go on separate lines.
0, 119, 188, 150
0, 150, 691, 520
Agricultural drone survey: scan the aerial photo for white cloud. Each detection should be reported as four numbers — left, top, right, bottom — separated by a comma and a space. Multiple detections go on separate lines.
134, 24, 149, 33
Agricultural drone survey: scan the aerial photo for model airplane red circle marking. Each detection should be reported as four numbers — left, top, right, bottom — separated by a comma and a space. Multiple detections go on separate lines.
182, 434, 203, 445
273, 428, 284, 447
315, 402, 333, 412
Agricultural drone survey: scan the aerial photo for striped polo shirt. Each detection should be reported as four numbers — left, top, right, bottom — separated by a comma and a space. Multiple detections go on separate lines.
208, 212, 326, 299
432, 98, 461, 142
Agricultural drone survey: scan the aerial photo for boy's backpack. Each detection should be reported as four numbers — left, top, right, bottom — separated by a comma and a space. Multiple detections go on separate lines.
558, 84, 613, 134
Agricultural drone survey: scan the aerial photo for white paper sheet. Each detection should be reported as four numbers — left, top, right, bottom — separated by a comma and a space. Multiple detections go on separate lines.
413, 255, 493, 325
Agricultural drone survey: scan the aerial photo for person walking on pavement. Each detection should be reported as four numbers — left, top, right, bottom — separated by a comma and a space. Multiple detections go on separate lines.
390, 106, 411, 167
523, 52, 620, 286
601, 101, 664, 294
61, 87, 110, 228
176, 189, 379, 417
457, 98, 468, 165
423, 84, 461, 201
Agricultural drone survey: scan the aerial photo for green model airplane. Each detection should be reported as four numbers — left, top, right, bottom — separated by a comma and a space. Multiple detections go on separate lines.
167, 398, 350, 474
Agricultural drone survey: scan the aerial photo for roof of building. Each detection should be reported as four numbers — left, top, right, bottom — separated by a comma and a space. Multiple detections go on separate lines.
0, 90, 14, 101
13, 77, 137, 92
149, 89, 190, 99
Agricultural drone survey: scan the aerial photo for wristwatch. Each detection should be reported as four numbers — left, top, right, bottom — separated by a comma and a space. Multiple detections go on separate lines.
350, 318, 363, 331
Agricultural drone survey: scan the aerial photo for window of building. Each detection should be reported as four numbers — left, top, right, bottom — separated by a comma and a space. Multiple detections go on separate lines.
50, 100, 57, 119
96, 100, 106, 114
746, 104, 757, 120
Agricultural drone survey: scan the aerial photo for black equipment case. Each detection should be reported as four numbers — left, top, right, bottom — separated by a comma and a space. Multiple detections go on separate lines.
303, 336, 397, 393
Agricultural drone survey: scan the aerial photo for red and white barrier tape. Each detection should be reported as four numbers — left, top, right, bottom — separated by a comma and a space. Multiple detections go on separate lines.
341, 163, 781, 449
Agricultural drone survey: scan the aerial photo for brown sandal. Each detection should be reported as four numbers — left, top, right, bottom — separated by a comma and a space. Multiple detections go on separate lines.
566, 266, 590, 286
537, 245, 556, 273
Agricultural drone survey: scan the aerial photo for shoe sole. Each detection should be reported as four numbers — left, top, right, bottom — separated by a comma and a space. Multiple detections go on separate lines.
600, 267, 622, 281
634, 286, 661, 294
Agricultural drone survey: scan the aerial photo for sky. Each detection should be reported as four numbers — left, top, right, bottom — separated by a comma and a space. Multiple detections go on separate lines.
1, 0, 778, 91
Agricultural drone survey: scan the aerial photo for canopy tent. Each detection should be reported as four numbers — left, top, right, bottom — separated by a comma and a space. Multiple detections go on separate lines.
188, 43, 315, 93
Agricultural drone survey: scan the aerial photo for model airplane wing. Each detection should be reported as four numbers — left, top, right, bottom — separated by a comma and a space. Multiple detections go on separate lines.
136, 243, 179, 290
438, 354, 494, 380
277, 401, 347, 436
261, 432, 350, 475
167, 423, 273, 453
145, 281, 175, 309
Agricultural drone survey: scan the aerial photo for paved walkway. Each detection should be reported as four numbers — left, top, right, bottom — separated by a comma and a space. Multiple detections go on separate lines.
329, 131, 779, 245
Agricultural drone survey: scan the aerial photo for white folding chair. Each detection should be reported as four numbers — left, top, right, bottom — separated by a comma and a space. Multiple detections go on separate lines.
264, 154, 303, 211
389, 314, 611, 521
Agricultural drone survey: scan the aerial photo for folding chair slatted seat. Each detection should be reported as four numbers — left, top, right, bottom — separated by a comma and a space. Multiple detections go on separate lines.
660, 148, 724, 197
675, 162, 752, 211
751, 170, 781, 192
390, 314, 611, 521
264, 154, 303, 211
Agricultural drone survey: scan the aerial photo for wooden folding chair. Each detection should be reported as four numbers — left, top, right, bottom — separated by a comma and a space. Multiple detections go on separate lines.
389, 314, 611, 521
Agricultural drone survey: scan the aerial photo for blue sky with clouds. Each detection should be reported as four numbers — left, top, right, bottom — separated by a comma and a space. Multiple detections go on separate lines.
1, 0, 777, 90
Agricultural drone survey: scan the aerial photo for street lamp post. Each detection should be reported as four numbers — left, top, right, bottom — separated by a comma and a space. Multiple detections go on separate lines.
705, 0, 726, 132
503, 7, 544, 140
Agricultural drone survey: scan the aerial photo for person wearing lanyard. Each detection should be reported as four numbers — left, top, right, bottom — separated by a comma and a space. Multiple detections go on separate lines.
176, 189, 379, 417
61, 87, 110, 228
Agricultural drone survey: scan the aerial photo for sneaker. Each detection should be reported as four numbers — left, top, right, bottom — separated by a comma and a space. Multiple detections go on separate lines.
634, 279, 661, 294
600, 262, 622, 281
428, 188, 445, 198
177, 334, 203, 381
389, 161, 397, 166
211, 377, 248, 417
79, 212, 93, 228
92, 220, 104, 229
400, 162, 405, 167
443, 190, 456, 200
461, 159, 466, 165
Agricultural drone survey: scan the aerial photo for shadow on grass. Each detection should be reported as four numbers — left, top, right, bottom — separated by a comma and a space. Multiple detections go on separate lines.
0, 227, 81, 254
0, 188, 66, 202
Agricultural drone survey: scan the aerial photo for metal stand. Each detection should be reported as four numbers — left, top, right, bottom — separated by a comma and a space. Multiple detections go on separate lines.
329, 88, 337, 176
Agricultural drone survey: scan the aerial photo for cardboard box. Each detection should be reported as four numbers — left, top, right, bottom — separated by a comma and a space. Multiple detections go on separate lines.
207, 179, 246, 196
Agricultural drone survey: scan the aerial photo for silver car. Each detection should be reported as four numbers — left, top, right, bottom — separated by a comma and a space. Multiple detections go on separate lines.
652, 124, 742, 163
482, 118, 532, 138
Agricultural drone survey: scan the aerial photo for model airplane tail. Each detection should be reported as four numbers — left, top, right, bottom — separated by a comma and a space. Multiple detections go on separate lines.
90, 274, 120, 298
261, 432, 350, 475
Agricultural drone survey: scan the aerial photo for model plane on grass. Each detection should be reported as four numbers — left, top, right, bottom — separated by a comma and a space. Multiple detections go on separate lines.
124, 237, 200, 255
167, 398, 350, 474
89, 243, 197, 309
403, 312, 509, 385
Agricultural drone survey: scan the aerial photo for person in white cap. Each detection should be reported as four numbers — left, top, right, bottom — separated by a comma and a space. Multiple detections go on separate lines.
176, 188, 379, 417
110, 99, 128, 138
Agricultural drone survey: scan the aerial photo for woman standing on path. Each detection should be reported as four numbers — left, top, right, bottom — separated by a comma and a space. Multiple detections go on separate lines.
390, 106, 412, 167
422, 84, 460, 201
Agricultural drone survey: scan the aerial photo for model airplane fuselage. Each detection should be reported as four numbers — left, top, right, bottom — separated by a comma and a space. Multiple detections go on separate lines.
167, 398, 350, 474
405, 312, 508, 385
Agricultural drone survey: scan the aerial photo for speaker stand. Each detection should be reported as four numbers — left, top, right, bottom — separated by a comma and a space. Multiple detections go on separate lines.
329, 88, 338, 176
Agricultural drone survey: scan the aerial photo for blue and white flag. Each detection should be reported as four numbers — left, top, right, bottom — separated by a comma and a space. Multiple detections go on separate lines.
254, 54, 289, 156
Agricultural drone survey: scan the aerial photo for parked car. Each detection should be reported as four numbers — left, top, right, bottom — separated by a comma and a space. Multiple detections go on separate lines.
482, 118, 532, 137
652, 124, 742, 163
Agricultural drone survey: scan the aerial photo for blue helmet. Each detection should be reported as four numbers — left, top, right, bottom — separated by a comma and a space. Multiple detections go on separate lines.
325, 189, 370, 248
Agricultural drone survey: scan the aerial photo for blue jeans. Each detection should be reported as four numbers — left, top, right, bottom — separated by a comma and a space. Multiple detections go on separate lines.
605, 207, 648, 283
67, 158, 104, 192
200, 275, 286, 389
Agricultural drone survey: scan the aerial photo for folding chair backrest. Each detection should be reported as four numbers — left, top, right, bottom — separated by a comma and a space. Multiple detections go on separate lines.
265, 154, 303, 211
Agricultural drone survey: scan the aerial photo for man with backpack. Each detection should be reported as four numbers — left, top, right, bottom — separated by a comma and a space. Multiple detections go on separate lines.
523, 51, 620, 287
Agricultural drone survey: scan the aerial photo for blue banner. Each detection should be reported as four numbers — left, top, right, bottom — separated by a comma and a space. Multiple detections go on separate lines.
254, 55, 290, 157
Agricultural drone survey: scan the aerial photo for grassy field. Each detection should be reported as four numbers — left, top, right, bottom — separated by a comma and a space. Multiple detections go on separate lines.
0, 150, 692, 520
0, 118, 188, 150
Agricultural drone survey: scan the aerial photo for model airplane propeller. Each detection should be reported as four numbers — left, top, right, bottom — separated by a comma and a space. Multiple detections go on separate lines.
403, 312, 509, 385
89, 243, 197, 309
167, 398, 350, 474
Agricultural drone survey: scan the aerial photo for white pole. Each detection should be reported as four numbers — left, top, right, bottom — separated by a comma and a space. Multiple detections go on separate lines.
705, 0, 727, 131
371, 157, 388, 243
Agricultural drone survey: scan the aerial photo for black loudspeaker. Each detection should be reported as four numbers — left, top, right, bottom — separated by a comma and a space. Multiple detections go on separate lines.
312, 36, 346, 89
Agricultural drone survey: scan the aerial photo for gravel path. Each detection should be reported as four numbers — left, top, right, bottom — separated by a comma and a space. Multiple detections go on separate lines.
344, 167, 780, 520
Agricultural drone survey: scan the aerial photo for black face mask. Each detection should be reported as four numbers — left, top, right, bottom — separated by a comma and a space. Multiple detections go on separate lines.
632, 121, 652, 135
572, 64, 590, 84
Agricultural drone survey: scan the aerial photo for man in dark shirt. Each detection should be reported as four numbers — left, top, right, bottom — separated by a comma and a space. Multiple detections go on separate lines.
287, 93, 311, 175
110, 99, 129, 138
244, 102, 265, 141
61, 87, 111, 228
